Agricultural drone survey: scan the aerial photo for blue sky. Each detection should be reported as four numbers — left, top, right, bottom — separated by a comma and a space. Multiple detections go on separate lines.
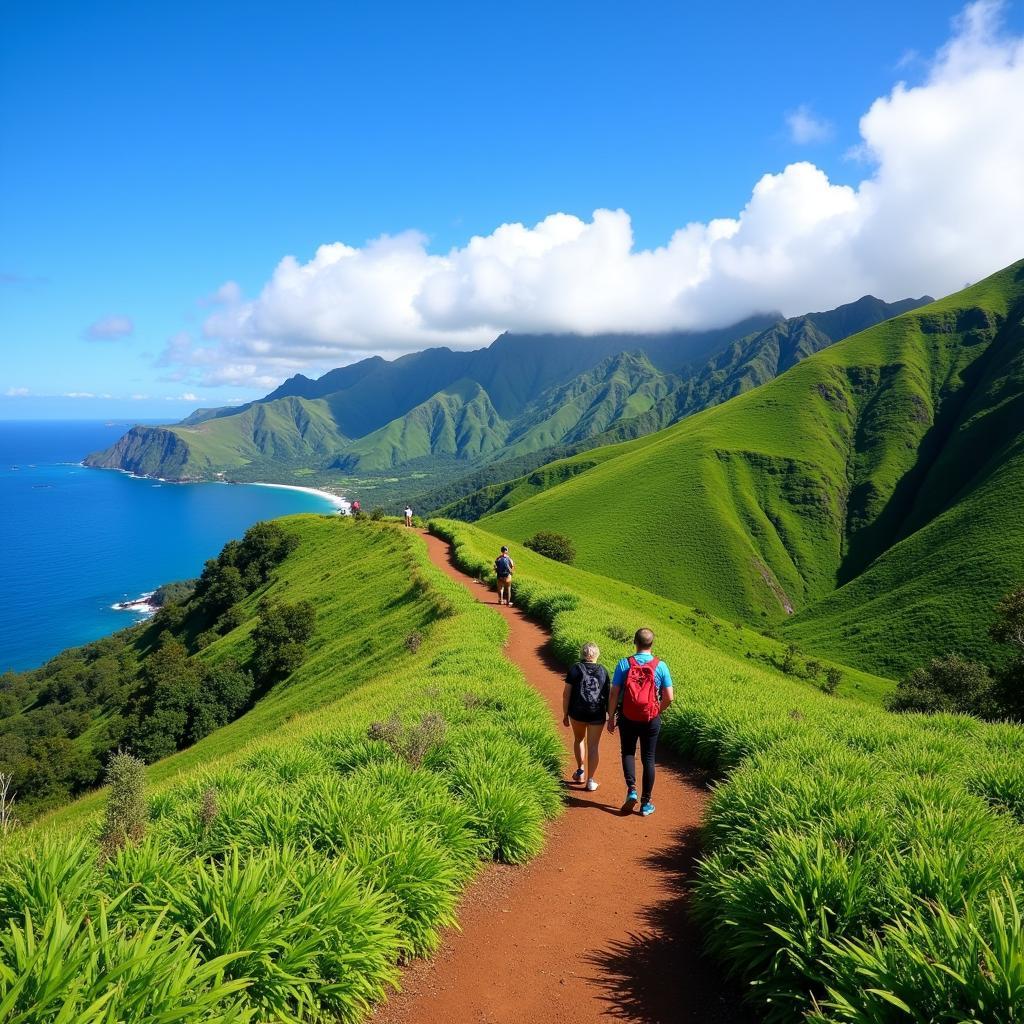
2, 0, 1023, 419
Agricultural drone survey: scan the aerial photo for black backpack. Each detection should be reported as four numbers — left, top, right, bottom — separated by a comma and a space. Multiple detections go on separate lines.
570, 662, 607, 718
495, 555, 512, 576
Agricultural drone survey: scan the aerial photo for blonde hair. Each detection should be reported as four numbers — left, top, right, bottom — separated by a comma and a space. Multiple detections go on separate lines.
581, 641, 600, 662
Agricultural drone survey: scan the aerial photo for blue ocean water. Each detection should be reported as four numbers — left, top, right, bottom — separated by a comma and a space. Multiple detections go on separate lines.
0, 421, 338, 672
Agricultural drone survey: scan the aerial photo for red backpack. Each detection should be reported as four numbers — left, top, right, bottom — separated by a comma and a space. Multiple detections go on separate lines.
621, 656, 661, 722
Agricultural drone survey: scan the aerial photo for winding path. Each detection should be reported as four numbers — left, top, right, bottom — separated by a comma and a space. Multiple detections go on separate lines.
372, 531, 744, 1024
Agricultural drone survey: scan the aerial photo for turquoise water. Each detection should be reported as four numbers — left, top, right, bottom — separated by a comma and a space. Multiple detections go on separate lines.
0, 421, 337, 672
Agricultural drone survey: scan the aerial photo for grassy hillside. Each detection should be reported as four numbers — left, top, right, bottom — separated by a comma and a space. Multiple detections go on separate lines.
481, 260, 1024, 675
436, 517, 1024, 1022
85, 297, 925, 492
2, 517, 563, 1021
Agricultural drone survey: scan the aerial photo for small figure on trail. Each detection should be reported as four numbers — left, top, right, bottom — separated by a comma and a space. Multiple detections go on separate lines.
494, 546, 515, 606
351, 499, 361, 517
404, 505, 414, 527
606, 627, 674, 817
563, 641, 610, 791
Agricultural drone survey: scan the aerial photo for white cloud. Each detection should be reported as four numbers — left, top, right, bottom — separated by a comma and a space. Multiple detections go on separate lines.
168, 1, 1024, 389
786, 104, 834, 144
167, 392, 199, 401
4, 387, 29, 397
64, 392, 96, 398
85, 315, 134, 341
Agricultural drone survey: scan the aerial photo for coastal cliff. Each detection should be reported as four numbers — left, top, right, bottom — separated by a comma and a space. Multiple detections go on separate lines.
84, 424, 198, 479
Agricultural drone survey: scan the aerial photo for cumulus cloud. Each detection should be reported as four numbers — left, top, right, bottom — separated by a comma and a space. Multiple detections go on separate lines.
169, 0, 1024, 389
85, 315, 134, 341
786, 104, 834, 143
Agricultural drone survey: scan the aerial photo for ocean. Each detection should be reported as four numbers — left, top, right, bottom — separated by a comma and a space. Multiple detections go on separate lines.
0, 420, 339, 673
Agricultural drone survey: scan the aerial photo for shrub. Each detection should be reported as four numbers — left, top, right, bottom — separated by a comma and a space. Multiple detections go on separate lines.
370, 507, 386, 521
99, 752, 147, 860
523, 531, 576, 564
251, 599, 316, 682
822, 666, 843, 695
886, 654, 994, 716
405, 631, 423, 654
368, 712, 447, 767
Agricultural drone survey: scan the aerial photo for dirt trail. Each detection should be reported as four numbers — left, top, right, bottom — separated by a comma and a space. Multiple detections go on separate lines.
373, 531, 743, 1024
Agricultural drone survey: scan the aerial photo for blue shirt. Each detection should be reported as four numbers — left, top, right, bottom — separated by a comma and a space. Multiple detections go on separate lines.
612, 651, 673, 695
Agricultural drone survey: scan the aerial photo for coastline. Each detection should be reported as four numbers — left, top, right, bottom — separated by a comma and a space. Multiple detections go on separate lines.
83, 463, 350, 511
247, 481, 349, 510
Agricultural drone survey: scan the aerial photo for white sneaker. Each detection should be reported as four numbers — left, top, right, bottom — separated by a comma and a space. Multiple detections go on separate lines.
586, 779, 599, 792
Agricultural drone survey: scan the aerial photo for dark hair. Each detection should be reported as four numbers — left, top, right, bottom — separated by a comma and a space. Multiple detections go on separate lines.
501, 546, 508, 552
634, 627, 655, 650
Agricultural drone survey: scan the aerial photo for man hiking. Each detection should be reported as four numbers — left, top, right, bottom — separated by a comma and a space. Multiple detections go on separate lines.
606, 627, 673, 816
494, 545, 515, 606
404, 505, 414, 527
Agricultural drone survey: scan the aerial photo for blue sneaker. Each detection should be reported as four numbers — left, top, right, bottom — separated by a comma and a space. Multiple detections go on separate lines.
571, 768, 585, 783
622, 788, 638, 813
641, 802, 656, 817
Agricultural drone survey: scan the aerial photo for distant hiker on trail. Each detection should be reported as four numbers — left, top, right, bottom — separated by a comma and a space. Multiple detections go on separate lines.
351, 500, 361, 517
563, 641, 610, 791
606, 627, 674, 817
494, 546, 515, 606
404, 505, 414, 527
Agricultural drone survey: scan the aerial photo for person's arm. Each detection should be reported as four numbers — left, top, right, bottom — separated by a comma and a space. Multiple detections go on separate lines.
607, 660, 625, 732
658, 662, 674, 713
606, 684, 620, 732
562, 665, 578, 726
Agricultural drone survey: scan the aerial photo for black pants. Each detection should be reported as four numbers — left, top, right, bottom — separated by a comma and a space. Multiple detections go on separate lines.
618, 715, 661, 803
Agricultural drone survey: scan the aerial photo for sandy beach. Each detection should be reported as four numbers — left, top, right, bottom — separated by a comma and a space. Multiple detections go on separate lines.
248, 481, 350, 510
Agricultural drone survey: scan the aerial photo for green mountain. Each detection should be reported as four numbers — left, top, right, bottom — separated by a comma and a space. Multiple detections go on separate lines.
478, 259, 1024, 676
86, 297, 925, 486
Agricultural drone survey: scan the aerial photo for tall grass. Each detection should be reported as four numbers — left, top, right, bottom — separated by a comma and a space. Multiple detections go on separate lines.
0, 518, 563, 1022
435, 517, 1024, 1022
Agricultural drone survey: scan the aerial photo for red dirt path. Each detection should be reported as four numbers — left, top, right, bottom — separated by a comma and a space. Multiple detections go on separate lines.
372, 531, 745, 1024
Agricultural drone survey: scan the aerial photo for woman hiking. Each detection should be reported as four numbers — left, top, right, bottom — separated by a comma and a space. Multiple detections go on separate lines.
563, 641, 610, 791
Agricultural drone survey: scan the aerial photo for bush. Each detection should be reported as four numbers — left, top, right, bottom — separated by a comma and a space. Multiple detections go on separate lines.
523, 531, 576, 565
822, 666, 843, 695
251, 599, 316, 682
99, 752, 147, 860
886, 654, 994, 716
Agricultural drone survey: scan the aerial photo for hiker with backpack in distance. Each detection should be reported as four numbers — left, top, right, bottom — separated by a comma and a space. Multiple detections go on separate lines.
606, 627, 674, 816
563, 641, 610, 791
494, 546, 515, 606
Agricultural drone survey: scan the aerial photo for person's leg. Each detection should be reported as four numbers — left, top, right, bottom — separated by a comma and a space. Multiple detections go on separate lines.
585, 722, 603, 781
570, 719, 586, 776
618, 718, 638, 793
639, 716, 662, 806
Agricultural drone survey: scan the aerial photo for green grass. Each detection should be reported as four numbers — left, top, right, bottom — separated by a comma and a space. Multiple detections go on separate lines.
434, 517, 1024, 1023
479, 259, 1024, 677
2, 516, 563, 1022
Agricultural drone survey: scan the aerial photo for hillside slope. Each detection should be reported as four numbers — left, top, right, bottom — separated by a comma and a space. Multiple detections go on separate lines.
85, 297, 925, 485
482, 260, 1024, 675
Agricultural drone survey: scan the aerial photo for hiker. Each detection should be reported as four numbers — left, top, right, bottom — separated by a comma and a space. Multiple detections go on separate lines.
404, 505, 414, 527
606, 627, 673, 816
351, 499, 361, 517
494, 546, 515, 606
562, 641, 610, 791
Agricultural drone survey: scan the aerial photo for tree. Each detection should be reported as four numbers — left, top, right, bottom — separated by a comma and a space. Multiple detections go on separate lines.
991, 585, 1024, 654
885, 654, 995, 717
524, 531, 576, 565
251, 600, 316, 682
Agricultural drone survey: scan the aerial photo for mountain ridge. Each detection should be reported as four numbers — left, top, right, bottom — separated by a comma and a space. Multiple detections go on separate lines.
85, 295, 931, 488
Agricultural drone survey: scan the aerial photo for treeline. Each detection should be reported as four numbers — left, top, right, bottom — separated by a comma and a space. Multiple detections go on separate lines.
887, 584, 1024, 720
0, 521, 315, 818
